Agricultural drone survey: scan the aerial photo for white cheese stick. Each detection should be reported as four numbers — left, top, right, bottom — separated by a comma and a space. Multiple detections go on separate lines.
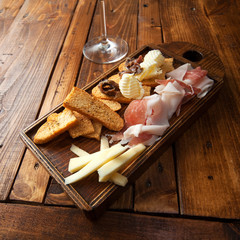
65, 143, 128, 185
98, 143, 146, 182
109, 172, 128, 187
68, 148, 110, 173
100, 135, 109, 150
70, 144, 89, 157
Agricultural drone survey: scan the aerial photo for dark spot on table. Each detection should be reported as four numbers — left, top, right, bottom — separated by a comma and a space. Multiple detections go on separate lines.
146, 179, 151, 188
206, 141, 212, 149
158, 162, 163, 173
34, 162, 40, 170
208, 175, 214, 180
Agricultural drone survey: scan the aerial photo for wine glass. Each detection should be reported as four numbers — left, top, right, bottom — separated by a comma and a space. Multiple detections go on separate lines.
83, 0, 128, 64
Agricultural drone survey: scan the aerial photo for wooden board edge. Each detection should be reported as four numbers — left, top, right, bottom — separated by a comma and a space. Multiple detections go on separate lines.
19, 131, 92, 211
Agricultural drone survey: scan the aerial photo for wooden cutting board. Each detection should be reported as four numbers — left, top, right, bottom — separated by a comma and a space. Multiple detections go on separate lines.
20, 42, 224, 217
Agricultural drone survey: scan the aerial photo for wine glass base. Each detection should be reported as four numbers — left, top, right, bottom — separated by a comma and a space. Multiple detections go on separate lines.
83, 36, 128, 64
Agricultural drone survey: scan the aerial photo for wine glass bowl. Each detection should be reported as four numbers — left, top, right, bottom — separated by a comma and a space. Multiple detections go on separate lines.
83, 0, 128, 64
83, 36, 128, 64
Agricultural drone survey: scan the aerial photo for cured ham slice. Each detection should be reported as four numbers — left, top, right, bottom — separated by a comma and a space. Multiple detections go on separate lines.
155, 79, 201, 115
144, 94, 168, 125
154, 81, 185, 119
183, 66, 207, 85
119, 82, 184, 146
155, 79, 201, 96
166, 63, 189, 81
166, 63, 214, 98
192, 76, 214, 98
124, 99, 148, 127
128, 133, 159, 146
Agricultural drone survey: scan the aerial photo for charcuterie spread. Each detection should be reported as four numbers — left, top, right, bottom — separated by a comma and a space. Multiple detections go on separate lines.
32, 49, 214, 187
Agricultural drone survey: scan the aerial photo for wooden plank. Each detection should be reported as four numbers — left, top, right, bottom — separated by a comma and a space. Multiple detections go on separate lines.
159, 0, 240, 218
0, 0, 25, 43
10, 150, 51, 202
0, 0, 78, 201
134, 0, 178, 214
45, 179, 75, 206
0, 203, 239, 239
75, 0, 139, 210
134, 150, 178, 213
10, 0, 97, 203
138, 0, 163, 47
45, 178, 133, 210
109, 187, 133, 210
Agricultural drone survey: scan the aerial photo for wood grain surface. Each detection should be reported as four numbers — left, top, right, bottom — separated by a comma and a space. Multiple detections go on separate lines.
10, 0, 97, 203
159, 0, 240, 219
1, 203, 239, 240
0, 0, 239, 238
0, 0, 25, 43
0, 0, 78, 201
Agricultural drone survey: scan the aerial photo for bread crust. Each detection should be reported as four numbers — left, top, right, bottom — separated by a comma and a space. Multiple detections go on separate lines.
68, 112, 95, 138
33, 108, 78, 144
83, 120, 102, 140
63, 87, 124, 131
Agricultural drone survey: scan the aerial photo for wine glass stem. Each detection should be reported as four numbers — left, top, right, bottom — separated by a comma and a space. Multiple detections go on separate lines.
100, 0, 108, 49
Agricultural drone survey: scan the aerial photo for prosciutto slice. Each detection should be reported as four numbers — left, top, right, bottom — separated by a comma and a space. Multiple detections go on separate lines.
119, 82, 185, 146
155, 78, 201, 115
124, 99, 148, 127
166, 63, 214, 98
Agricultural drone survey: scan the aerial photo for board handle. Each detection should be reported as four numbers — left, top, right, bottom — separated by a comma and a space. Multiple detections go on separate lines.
159, 42, 207, 63
158, 41, 225, 80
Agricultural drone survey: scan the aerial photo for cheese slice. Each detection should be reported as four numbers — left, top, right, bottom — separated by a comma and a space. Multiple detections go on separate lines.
135, 49, 165, 81
70, 144, 89, 157
65, 143, 128, 185
68, 148, 110, 173
98, 143, 146, 182
100, 135, 109, 150
109, 172, 128, 187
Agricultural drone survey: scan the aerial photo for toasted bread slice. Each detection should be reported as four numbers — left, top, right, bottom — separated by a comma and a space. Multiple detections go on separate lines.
161, 58, 174, 73
63, 87, 124, 131
69, 100, 120, 139
33, 108, 78, 144
108, 74, 121, 84
118, 62, 126, 72
99, 99, 121, 111
68, 111, 95, 138
83, 120, 102, 141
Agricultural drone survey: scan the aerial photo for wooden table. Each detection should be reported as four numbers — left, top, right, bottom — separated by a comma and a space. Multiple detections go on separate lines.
1, 0, 239, 239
